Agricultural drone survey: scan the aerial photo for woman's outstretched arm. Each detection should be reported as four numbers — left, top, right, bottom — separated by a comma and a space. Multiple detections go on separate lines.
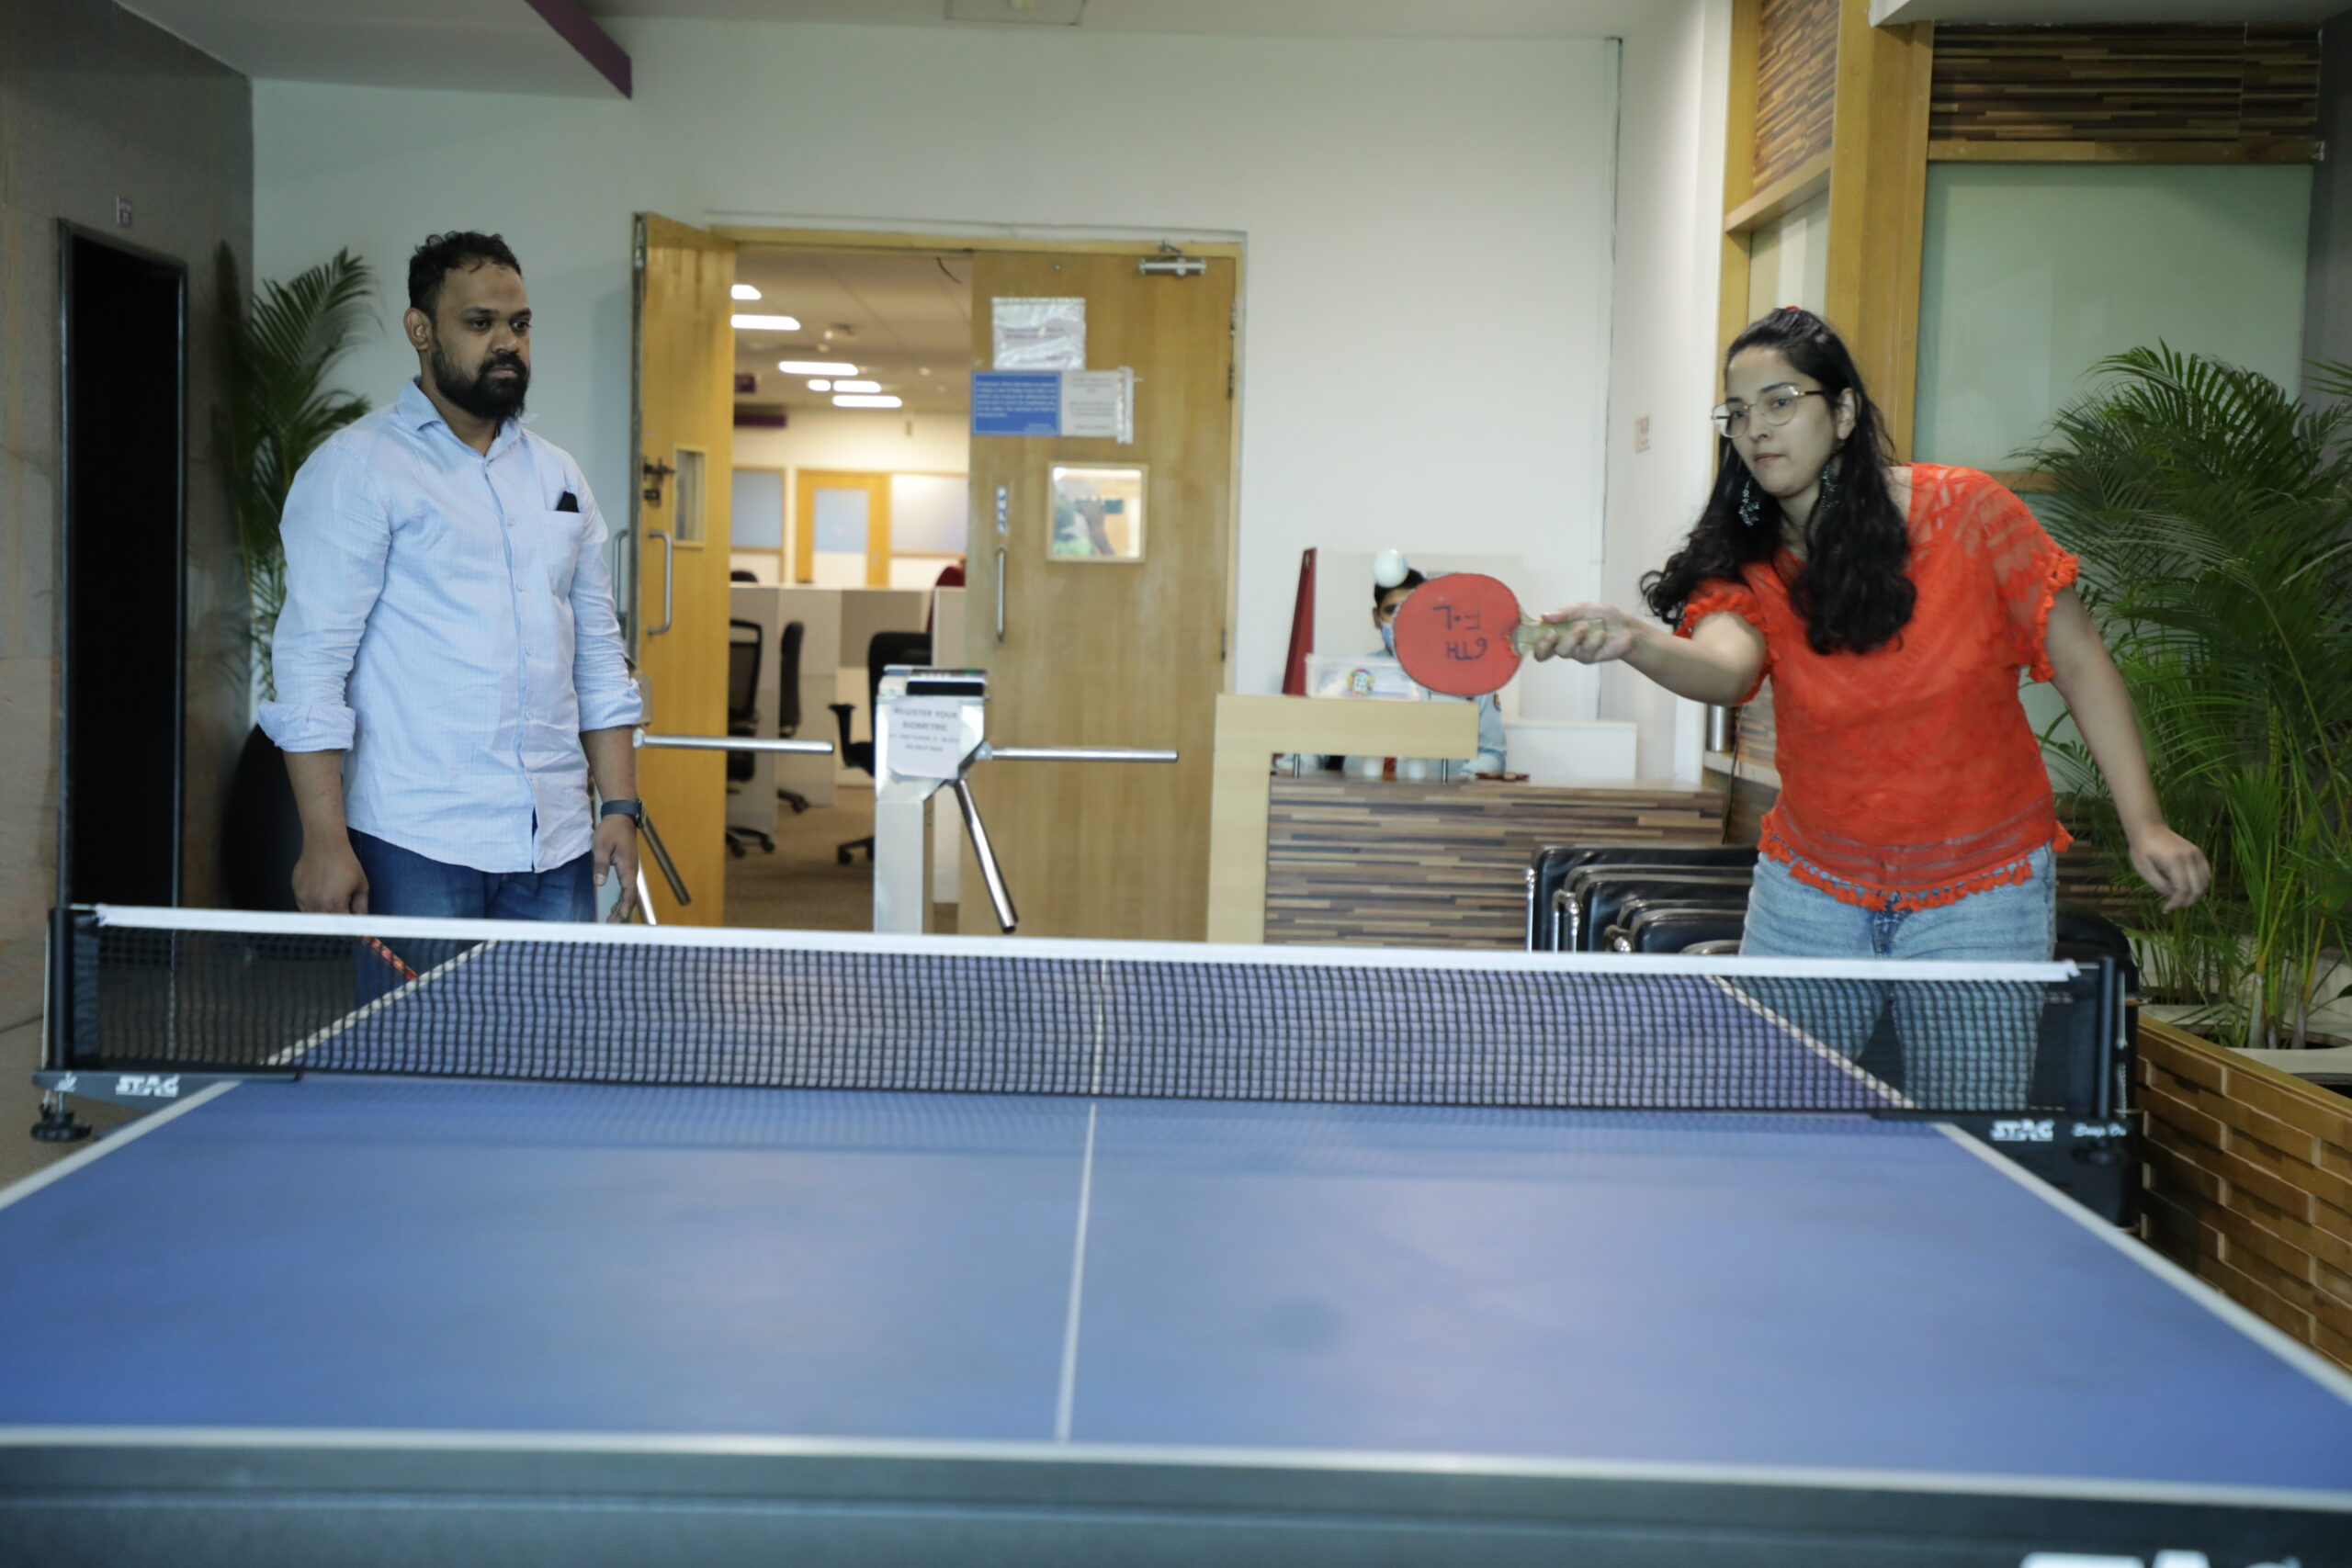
1530, 603, 1766, 708
2043, 588, 2211, 912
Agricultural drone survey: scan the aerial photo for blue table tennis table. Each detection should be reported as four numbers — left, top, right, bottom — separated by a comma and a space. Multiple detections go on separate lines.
2, 909, 2348, 1566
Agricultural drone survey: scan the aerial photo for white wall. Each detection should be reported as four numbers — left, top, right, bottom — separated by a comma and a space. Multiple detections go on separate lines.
253, 18, 1620, 721
1598, 0, 1731, 781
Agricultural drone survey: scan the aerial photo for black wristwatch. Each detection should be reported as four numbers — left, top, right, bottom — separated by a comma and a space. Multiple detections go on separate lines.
600, 798, 644, 823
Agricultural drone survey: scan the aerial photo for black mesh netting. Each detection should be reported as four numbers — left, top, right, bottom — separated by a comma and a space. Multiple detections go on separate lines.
62, 920, 2105, 1114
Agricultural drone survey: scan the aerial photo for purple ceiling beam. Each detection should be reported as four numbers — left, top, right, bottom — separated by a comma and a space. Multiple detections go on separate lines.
521, 0, 632, 97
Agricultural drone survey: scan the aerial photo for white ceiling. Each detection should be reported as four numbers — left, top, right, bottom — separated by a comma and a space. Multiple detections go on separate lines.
119, 0, 625, 96
125, 0, 2345, 107
123, 0, 1672, 93
593, 0, 1667, 38
732, 250, 975, 414
1873, 1, 2343, 22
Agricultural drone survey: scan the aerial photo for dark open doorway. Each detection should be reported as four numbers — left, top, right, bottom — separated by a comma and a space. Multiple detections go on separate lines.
59, 225, 187, 908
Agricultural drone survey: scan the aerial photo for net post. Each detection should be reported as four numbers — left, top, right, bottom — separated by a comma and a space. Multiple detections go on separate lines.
32, 907, 96, 1143
2089, 955, 2121, 1122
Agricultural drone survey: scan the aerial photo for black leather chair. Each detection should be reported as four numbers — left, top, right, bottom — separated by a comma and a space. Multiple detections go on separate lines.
1605, 897, 1749, 953
724, 619, 773, 857
2057, 906, 2140, 996
1582, 872, 1751, 944
774, 618, 810, 816
828, 629, 933, 865
1554, 864, 1758, 953
1527, 843, 1758, 949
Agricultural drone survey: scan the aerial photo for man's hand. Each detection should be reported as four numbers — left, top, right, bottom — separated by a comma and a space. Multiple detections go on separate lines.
594, 814, 641, 922
292, 837, 368, 914
2127, 822, 2211, 914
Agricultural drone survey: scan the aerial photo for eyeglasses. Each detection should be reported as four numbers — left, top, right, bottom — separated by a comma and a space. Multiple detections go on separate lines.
1711, 386, 1829, 439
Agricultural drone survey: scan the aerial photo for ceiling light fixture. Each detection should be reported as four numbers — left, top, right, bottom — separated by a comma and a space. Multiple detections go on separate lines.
833, 394, 902, 410
807, 379, 831, 392
831, 378, 881, 394
730, 284, 761, 300
777, 359, 856, 377
732, 313, 801, 331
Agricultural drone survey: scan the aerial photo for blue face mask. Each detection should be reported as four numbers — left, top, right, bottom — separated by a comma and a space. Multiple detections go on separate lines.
1379, 621, 1396, 655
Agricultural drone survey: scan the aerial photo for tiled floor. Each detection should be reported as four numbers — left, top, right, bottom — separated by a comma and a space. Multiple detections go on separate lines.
721, 789, 877, 932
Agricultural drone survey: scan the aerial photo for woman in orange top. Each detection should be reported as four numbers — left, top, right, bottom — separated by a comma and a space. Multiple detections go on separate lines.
1534, 308, 2209, 960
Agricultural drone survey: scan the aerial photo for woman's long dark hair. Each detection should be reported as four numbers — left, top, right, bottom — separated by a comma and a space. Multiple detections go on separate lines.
1642, 308, 1914, 656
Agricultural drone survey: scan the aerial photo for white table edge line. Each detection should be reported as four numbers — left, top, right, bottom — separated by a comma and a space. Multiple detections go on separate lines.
0, 1425, 2345, 1511
1054, 1101, 1099, 1444
1702, 976, 1916, 1110
0, 1082, 241, 1213
1930, 1122, 2352, 1408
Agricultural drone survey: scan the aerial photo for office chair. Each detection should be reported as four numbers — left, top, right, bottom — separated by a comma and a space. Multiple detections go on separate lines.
829, 628, 932, 865
774, 619, 811, 815
724, 618, 774, 857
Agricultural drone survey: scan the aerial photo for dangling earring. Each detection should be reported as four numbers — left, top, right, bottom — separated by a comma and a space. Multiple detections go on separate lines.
1817, 454, 1842, 513
1738, 479, 1765, 530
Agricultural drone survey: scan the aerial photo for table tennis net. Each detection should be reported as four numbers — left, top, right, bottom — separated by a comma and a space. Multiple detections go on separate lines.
52, 909, 2122, 1115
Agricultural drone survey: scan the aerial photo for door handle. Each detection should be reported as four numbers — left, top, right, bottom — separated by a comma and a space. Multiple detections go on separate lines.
994, 546, 1007, 644
647, 530, 674, 637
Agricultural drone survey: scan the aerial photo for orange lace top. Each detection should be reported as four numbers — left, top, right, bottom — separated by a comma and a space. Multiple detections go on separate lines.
1676, 464, 2080, 910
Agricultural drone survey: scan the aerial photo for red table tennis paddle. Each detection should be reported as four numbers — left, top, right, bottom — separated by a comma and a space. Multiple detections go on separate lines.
1390, 573, 1546, 697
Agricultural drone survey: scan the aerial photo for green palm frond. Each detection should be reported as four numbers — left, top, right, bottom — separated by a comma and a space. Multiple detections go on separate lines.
2021, 344, 2352, 1047
213, 245, 377, 700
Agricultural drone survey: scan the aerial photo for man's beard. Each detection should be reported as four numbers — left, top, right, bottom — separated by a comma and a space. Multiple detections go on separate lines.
428, 340, 530, 420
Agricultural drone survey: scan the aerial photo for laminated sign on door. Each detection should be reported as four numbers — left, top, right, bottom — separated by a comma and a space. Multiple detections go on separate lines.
971, 368, 1134, 441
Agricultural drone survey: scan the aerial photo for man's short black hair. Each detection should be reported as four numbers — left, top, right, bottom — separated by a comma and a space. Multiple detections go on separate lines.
408, 231, 523, 315
1374, 567, 1428, 606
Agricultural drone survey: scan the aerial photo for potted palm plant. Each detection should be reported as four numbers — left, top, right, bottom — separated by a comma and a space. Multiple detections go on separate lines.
214, 245, 374, 909
2027, 346, 2352, 1049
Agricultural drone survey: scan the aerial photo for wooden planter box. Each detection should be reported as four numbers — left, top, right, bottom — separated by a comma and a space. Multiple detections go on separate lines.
2138, 1017, 2352, 1371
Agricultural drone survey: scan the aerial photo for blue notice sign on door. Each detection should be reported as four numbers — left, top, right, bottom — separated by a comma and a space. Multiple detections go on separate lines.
971, 371, 1062, 436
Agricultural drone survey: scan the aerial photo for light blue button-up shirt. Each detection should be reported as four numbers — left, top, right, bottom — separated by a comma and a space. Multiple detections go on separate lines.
260, 379, 644, 874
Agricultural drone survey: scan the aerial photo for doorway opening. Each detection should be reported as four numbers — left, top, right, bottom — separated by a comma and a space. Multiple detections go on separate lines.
58, 226, 187, 908
721, 246, 976, 932
631, 219, 1239, 939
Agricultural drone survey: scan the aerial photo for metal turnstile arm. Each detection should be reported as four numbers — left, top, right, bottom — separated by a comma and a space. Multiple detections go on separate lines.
948, 778, 1018, 934
983, 746, 1180, 763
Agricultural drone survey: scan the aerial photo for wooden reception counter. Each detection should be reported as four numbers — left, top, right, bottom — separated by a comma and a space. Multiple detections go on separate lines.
1204, 690, 1726, 949
1263, 773, 1726, 948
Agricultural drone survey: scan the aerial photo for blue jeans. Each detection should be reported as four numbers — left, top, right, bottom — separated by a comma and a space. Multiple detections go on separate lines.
1739, 845, 2056, 963
1736, 846, 2056, 1109
351, 830, 597, 921
348, 831, 594, 1003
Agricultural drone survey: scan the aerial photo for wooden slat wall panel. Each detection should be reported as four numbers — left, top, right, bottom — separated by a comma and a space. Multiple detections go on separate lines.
1265, 778, 1725, 949
1755, 0, 1840, 186
1930, 25, 2319, 143
1736, 684, 1778, 775
2138, 1020, 2352, 1371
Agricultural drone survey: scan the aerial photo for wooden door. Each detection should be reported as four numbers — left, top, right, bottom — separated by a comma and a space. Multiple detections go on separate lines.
963, 252, 1237, 940
630, 214, 735, 925
792, 468, 891, 587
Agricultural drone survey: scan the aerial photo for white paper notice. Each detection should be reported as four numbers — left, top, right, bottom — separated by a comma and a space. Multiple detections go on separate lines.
1061, 368, 1134, 442
991, 298, 1087, 370
887, 699, 968, 781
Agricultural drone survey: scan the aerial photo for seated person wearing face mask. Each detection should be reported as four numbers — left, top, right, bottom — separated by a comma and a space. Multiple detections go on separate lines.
1363, 568, 1510, 778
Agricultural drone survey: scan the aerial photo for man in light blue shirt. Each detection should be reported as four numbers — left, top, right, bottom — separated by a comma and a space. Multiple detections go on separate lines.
261, 231, 645, 921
